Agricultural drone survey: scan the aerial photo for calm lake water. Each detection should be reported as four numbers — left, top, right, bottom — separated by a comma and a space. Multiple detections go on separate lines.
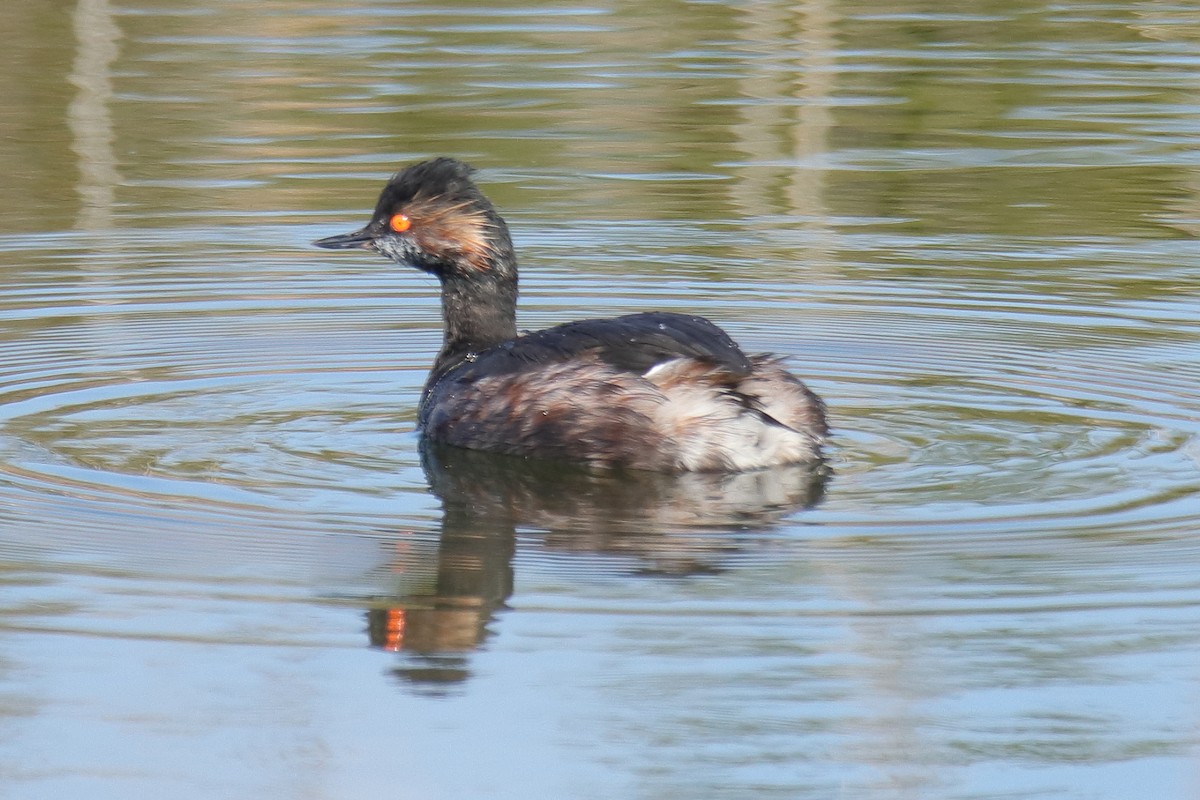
2, 1, 1199, 797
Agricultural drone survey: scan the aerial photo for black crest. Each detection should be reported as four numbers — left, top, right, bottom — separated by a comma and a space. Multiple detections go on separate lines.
373, 157, 491, 218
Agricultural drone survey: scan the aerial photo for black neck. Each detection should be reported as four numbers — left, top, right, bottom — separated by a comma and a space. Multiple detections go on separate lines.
431, 270, 518, 378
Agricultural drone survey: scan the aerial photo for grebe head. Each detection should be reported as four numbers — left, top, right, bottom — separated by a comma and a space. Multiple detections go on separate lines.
314, 157, 515, 280
315, 157, 521, 362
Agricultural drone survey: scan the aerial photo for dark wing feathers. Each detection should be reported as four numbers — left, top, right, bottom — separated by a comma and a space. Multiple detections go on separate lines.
455, 312, 754, 381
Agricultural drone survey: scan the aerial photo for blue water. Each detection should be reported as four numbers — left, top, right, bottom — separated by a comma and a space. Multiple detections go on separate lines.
0, 1, 1198, 798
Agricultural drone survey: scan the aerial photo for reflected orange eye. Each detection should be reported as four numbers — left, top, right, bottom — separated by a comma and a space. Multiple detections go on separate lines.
389, 213, 411, 233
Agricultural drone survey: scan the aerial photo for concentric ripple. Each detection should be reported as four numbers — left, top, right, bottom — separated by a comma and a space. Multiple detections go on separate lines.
2, 222, 1198, 583
0, 227, 447, 582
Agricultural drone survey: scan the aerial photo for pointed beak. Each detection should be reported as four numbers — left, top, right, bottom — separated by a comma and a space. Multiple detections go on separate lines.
313, 227, 376, 250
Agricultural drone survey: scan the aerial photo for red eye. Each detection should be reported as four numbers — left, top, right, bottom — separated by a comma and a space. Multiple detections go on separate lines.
389, 213, 411, 233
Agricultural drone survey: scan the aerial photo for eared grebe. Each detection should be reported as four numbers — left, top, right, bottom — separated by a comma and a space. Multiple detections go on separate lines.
314, 157, 827, 472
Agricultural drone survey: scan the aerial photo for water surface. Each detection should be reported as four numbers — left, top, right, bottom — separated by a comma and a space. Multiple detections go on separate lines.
1, 1, 1199, 798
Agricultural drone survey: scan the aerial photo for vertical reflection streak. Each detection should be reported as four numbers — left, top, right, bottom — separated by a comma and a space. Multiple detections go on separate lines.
730, 0, 838, 269
68, 0, 122, 230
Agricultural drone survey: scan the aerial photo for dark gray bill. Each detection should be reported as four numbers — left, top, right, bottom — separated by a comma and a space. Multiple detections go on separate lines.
313, 228, 376, 250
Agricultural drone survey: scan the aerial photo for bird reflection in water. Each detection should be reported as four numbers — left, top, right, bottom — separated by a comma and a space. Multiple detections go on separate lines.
366, 442, 829, 689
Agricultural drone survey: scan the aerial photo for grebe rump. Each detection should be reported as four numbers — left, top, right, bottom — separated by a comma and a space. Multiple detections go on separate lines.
315, 157, 827, 472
